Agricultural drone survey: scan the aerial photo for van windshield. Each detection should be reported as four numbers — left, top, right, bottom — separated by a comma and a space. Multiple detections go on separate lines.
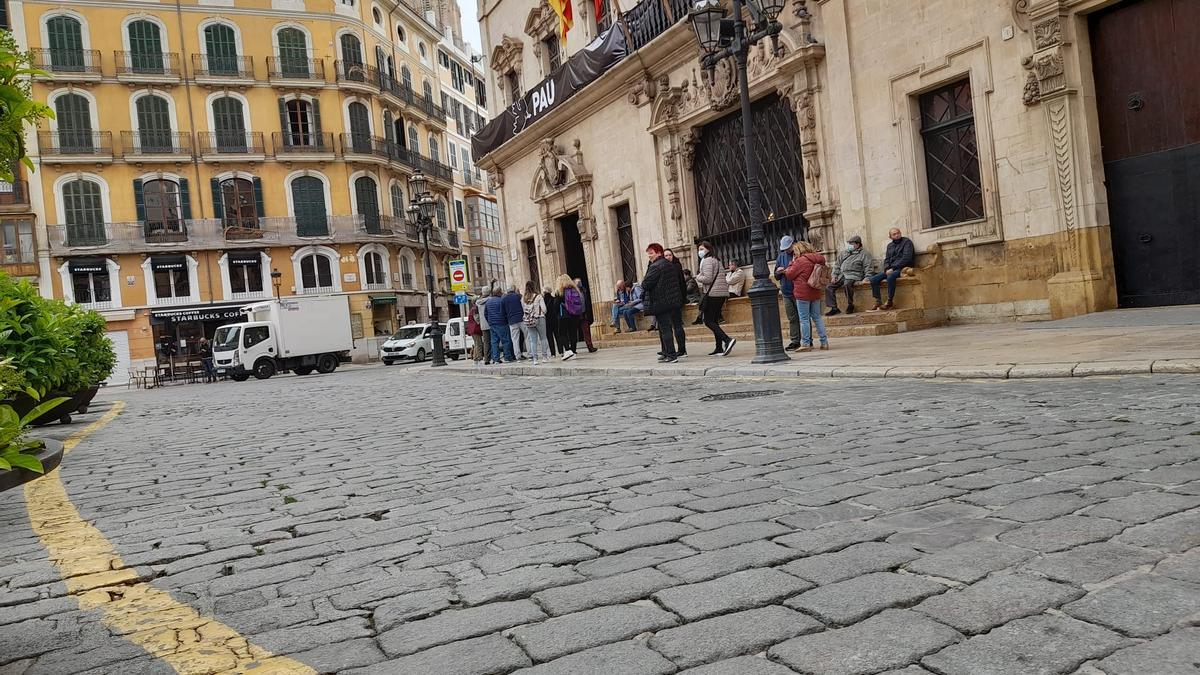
213, 326, 240, 351
392, 326, 425, 340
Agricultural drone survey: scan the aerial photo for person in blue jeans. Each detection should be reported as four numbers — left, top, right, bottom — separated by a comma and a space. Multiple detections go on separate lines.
484, 287, 514, 363
782, 239, 830, 351
869, 227, 915, 311
609, 280, 631, 330
618, 282, 645, 331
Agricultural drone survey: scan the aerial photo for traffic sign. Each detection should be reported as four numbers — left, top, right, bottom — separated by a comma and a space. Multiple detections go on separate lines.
453, 292, 469, 304
449, 258, 470, 293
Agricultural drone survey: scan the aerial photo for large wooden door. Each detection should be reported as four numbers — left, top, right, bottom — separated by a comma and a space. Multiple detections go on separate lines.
1091, 0, 1200, 307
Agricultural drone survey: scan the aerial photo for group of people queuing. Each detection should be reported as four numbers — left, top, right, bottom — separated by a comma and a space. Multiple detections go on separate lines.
467, 277, 600, 365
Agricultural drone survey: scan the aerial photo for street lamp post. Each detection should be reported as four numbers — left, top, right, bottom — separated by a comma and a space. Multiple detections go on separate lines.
270, 268, 282, 301
405, 170, 447, 367
689, 0, 789, 364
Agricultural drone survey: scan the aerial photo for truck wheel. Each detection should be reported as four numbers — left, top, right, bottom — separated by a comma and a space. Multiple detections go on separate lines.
415, 348, 426, 363
449, 352, 460, 361
253, 360, 276, 380
294, 366, 314, 375
316, 354, 338, 374
230, 373, 249, 382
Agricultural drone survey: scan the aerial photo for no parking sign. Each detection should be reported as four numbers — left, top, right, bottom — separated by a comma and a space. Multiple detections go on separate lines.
449, 258, 470, 294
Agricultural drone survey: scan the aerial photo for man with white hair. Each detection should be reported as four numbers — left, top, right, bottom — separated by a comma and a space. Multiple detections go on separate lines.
502, 283, 526, 359
475, 286, 492, 364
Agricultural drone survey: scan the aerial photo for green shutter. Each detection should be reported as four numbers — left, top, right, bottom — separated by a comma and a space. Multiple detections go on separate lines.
210, 178, 224, 222
133, 179, 146, 222
179, 178, 192, 220
278, 97, 290, 146
127, 20, 164, 72
47, 16, 84, 71
252, 177, 265, 219
311, 99, 323, 139
292, 176, 328, 236
204, 24, 238, 74
136, 95, 171, 152
277, 27, 308, 76
354, 177, 380, 233
55, 94, 93, 151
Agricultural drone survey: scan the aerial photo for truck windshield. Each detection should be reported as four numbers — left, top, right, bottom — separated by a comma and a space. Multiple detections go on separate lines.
213, 326, 240, 351
392, 326, 425, 340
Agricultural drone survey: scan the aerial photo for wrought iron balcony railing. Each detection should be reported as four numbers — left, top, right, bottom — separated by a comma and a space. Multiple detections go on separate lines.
191, 53, 254, 79
114, 51, 181, 77
340, 133, 391, 160
38, 131, 114, 157
121, 131, 193, 157
31, 48, 102, 75
198, 131, 266, 156
266, 56, 326, 82
334, 61, 380, 89
273, 132, 336, 155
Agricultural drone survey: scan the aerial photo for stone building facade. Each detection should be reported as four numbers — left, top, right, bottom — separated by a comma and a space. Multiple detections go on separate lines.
476, 0, 1197, 321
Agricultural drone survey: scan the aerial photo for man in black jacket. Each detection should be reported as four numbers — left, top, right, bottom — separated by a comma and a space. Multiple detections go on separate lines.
868, 228, 916, 311
642, 243, 683, 363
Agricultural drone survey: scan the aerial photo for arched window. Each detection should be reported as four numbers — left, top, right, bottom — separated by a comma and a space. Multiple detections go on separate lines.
135, 94, 172, 152
46, 16, 84, 71
219, 177, 258, 229
407, 125, 419, 155
396, 25, 406, 42
282, 98, 315, 146
435, 198, 447, 229
354, 176, 380, 233
390, 183, 405, 215
340, 33, 363, 66
372, 7, 382, 24
141, 179, 182, 233
126, 20, 164, 72
203, 23, 239, 75
54, 93, 93, 152
422, 80, 433, 101
428, 134, 439, 163
276, 27, 309, 76
348, 102, 371, 152
300, 253, 333, 291
400, 65, 412, 91
62, 179, 105, 245
399, 254, 414, 288
212, 96, 247, 151
291, 176, 328, 236
375, 45, 388, 76
364, 251, 386, 286
382, 110, 395, 145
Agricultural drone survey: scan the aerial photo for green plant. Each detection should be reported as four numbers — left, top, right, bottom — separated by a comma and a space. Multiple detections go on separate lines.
0, 30, 53, 183
0, 358, 26, 400
58, 308, 115, 391
0, 274, 72, 396
0, 396, 68, 473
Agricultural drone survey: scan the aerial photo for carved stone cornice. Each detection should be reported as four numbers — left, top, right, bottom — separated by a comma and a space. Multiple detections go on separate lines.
490, 36, 524, 75
525, 3, 557, 47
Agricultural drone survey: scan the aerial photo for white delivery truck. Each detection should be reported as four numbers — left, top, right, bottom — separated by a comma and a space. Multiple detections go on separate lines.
212, 296, 353, 381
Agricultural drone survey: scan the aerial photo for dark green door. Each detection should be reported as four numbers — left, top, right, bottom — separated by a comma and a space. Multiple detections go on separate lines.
136, 95, 172, 152
277, 27, 308, 77
340, 34, 363, 65
63, 179, 105, 245
127, 20, 164, 72
292, 176, 328, 236
55, 93, 93, 152
204, 23, 238, 75
212, 97, 246, 151
348, 102, 371, 153
354, 177, 380, 233
46, 16, 84, 71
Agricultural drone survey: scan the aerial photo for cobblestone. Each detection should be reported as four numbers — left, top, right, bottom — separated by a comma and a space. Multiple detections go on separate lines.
912, 573, 1082, 634
921, 615, 1132, 675
785, 572, 947, 626
532, 568, 678, 616
648, 606, 823, 669
509, 603, 679, 662
653, 568, 812, 621
769, 609, 962, 675
1062, 574, 1200, 638
516, 641, 678, 675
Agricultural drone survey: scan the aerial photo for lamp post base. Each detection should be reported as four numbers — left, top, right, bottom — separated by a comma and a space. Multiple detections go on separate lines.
747, 280, 790, 364
429, 320, 447, 368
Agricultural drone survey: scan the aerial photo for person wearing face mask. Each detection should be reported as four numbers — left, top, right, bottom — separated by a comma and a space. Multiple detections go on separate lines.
693, 240, 735, 356
825, 235, 876, 316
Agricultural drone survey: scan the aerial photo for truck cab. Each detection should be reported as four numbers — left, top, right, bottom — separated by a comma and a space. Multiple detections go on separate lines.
212, 296, 352, 381
212, 322, 277, 380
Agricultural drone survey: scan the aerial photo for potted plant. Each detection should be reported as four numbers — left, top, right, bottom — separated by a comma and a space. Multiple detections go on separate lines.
60, 309, 115, 415
0, 360, 65, 492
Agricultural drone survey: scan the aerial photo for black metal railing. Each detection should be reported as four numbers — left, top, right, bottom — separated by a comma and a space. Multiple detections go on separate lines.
340, 133, 390, 159
446, 230, 460, 248
142, 220, 189, 243
38, 131, 113, 156
121, 131, 193, 156
273, 132, 335, 154
334, 61, 380, 88
422, 157, 453, 182
31, 48, 102, 74
0, 180, 28, 206
65, 222, 109, 247
267, 56, 325, 82
197, 131, 266, 155
417, 95, 446, 121
114, 51, 181, 76
191, 53, 254, 79
401, 272, 414, 288
625, 0, 692, 49
697, 214, 808, 272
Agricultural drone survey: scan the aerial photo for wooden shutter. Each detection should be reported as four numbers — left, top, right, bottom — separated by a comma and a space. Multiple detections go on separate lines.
252, 177, 265, 219
179, 178, 192, 220
210, 178, 224, 223
133, 179, 146, 222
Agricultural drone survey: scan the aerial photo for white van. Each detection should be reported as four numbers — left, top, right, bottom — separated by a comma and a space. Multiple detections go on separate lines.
380, 319, 467, 364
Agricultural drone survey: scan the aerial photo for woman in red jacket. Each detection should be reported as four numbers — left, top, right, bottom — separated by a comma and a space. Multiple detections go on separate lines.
783, 240, 830, 352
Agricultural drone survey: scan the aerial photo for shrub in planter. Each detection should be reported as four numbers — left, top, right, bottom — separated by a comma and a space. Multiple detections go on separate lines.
0, 361, 67, 491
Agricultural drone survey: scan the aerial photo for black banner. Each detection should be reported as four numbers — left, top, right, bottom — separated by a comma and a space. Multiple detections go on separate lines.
151, 255, 187, 271
228, 251, 262, 266
69, 258, 107, 274
150, 303, 247, 324
472, 26, 628, 159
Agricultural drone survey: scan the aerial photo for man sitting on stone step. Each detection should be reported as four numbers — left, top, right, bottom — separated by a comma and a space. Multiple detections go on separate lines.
825, 235, 876, 316
868, 227, 916, 311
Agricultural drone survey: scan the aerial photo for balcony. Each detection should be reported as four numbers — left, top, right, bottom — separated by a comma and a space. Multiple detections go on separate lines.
31, 49, 102, 81
272, 132, 336, 160
0, 180, 29, 210
198, 132, 267, 161
334, 61, 380, 93
121, 131, 193, 161
191, 54, 254, 85
114, 51, 181, 83
38, 131, 114, 164
416, 96, 447, 125
266, 57, 326, 86
446, 230, 460, 248
340, 133, 390, 163
460, 170, 482, 189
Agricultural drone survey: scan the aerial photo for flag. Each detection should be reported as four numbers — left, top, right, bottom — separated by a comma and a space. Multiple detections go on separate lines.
548, 0, 573, 44
594, 0, 604, 21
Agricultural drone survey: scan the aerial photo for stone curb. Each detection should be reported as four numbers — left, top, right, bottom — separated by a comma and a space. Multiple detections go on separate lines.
444, 358, 1200, 380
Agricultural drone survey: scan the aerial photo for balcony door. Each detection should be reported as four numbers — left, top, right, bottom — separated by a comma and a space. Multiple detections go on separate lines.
54, 93, 93, 153
292, 176, 329, 236
136, 94, 173, 152
276, 27, 309, 77
62, 179, 105, 246
354, 176, 381, 234
127, 20, 164, 72
212, 96, 246, 151
203, 23, 238, 75
220, 177, 259, 230
348, 101, 371, 153
140, 179, 185, 236
46, 15, 84, 71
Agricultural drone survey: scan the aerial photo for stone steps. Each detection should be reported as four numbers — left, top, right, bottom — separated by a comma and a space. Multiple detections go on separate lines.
593, 316, 902, 348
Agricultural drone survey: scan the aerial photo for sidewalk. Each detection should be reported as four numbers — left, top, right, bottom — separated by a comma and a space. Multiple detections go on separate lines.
446, 306, 1200, 379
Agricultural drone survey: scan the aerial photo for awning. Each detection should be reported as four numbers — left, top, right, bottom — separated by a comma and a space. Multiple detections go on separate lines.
151, 255, 187, 271
227, 251, 261, 265
370, 295, 397, 306
150, 302, 247, 325
68, 258, 107, 274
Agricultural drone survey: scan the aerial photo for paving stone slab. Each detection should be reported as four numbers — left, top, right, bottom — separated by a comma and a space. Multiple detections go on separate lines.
1115, 510, 1200, 553
904, 540, 1034, 583
575, 543, 698, 579
1063, 574, 1200, 638
1096, 628, 1200, 675
533, 568, 679, 616
769, 609, 962, 675
677, 655, 797, 674
785, 572, 947, 626
1021, 542, 1164, 585
352, 634, 531, 675
656, 540, 800, 583
680, 503, 797, 531
921, 614, 1132, 675
580, 522, 698, 554
773, 521, 896, 556
595, 507, 695, 531
648, 606, 823, 669
997, 515, 1127, 552
1084, 491, 1200, 523
781, 542, 921, 585
515, 641, 678, 675
679, 521, 792, 551
653, 568, 813, 621
476, 543, 601, 574
372, 588, 456, 632
377, 599, 547, 657
886, 517, 1018, 553
913, 573, 1083, 634
853, 486, 965, 511
456, 567, 586, 607
1154, 548, 1200, 584
775, 504, 875, 530
992, 493, 1095, 522
510, 603, 680, 663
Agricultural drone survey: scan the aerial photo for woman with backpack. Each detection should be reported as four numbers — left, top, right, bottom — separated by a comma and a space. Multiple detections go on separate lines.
783, 239, 830, 352
554, 275, 583, 361
693, 240, 735, 356
521, 281, 548, 365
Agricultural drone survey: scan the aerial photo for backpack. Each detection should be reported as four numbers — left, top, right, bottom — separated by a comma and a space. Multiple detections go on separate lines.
523, 299, 541, 327
563, 287, 584, 316
806, 254, 832, 290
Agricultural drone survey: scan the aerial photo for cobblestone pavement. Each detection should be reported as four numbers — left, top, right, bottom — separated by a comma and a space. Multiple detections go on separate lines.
2, 369, 1199, 675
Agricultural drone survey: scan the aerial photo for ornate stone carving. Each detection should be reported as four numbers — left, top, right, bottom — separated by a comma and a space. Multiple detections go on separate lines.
777, 84, 823, 206
540, 138, 566, 188
679, 128, 699, 170
1033, 50, 1066, 95
490, 36, 524, 75
1021, 57, 1040, 106
704, 60, 738, 112
793, 0, 817, 43
627, 74, 659, 106
663, 147, 682, 224
1049, 101, 1076, 233
746, 40, 785, 81
531, 138, 597, 249
488, 170, 504, 191
1033, 17, 1062, 49
1012, 0, 1030, 31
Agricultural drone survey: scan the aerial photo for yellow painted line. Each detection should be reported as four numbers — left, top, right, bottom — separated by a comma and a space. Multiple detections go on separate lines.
23, 401, 316, 675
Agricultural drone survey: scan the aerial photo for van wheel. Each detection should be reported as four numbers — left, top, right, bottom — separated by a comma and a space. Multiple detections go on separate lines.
316, 354, 338, 374
415, 348, 426, 363
230, 373, 249, 382
294, 366, 314, 375
253, 360, 276, 380
449, 352, 460, 361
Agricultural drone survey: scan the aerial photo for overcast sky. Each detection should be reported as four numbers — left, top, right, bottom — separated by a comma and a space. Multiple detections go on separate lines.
457, 0, 483, 53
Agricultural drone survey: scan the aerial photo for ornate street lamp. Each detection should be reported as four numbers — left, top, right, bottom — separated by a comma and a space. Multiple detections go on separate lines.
405, 170, 447, 367
270, 268, 282, 301
688, 0, 788, 364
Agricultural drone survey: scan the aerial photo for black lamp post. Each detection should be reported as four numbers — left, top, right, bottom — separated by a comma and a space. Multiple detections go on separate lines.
270, 268, 282, 301
405, 170, 447, 367
689, 0, 789, 364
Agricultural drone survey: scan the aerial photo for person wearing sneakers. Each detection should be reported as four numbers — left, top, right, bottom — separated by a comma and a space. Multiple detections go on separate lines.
869, 228, 915, 311
642, 243, 684, 363
775, 235, 802, 351
694, 241, 736, 356
826, 235, 876, 316
520, 281, 548, 365
784, 239, 830, 352
610, 280, 631, 331
555, 275, 584, 360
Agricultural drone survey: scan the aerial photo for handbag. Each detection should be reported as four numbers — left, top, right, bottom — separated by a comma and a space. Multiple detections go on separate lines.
806, 255, 832, 290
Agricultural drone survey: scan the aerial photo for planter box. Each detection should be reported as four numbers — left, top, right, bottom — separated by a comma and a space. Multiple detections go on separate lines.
3, 391, 85, 426
0, 438, 64, 492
